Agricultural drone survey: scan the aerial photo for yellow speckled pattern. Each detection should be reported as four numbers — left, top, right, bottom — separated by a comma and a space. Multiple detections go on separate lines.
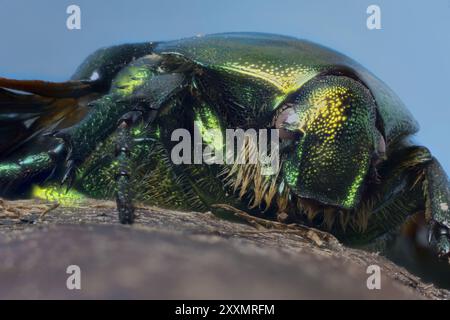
303, 85, 350, 142
221, 60, 316, 95
283, 76, 376, 208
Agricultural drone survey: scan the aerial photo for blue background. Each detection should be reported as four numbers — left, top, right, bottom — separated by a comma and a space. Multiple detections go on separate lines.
1, 0, 449, 171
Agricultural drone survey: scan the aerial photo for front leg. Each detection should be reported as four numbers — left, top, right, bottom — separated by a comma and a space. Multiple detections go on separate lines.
424, 157, 450, 257
115, 121, 134, 224
114, 111, 144, 224
50, 93, 130, 188
50, 58, 186, 190
46, 54, 187, 222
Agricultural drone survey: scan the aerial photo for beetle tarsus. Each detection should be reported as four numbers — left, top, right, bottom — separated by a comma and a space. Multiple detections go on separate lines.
115, 119, 136, 224
61, 159, 77, 191
422, 157, 450, 258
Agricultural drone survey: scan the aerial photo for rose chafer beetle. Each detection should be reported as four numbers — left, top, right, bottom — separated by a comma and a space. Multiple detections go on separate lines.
0, 33, 449, 258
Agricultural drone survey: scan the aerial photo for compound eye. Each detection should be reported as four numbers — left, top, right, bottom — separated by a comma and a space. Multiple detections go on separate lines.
274, 106, 303, 140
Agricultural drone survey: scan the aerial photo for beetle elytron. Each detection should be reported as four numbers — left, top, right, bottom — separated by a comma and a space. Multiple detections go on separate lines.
0, 33, 449, 258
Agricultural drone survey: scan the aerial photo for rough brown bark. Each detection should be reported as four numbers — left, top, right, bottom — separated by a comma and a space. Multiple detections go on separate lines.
0, 198, 448, 299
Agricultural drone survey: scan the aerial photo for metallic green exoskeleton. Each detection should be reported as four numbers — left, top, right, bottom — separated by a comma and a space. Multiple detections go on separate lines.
1, 33, 449, 258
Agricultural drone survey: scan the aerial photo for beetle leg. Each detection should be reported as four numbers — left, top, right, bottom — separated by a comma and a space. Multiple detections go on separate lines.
110, 72, 186, 223
48, 68, 185, 185
0, 150, 59, 194
0, 144, 65, 194
423, 157, 450, 257
114, 111, 143, 224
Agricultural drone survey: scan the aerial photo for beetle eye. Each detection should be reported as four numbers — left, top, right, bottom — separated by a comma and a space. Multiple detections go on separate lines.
274, 106, 302, 140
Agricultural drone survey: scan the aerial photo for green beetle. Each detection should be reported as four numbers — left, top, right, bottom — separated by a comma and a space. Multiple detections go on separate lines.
0, 33, 449, 258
